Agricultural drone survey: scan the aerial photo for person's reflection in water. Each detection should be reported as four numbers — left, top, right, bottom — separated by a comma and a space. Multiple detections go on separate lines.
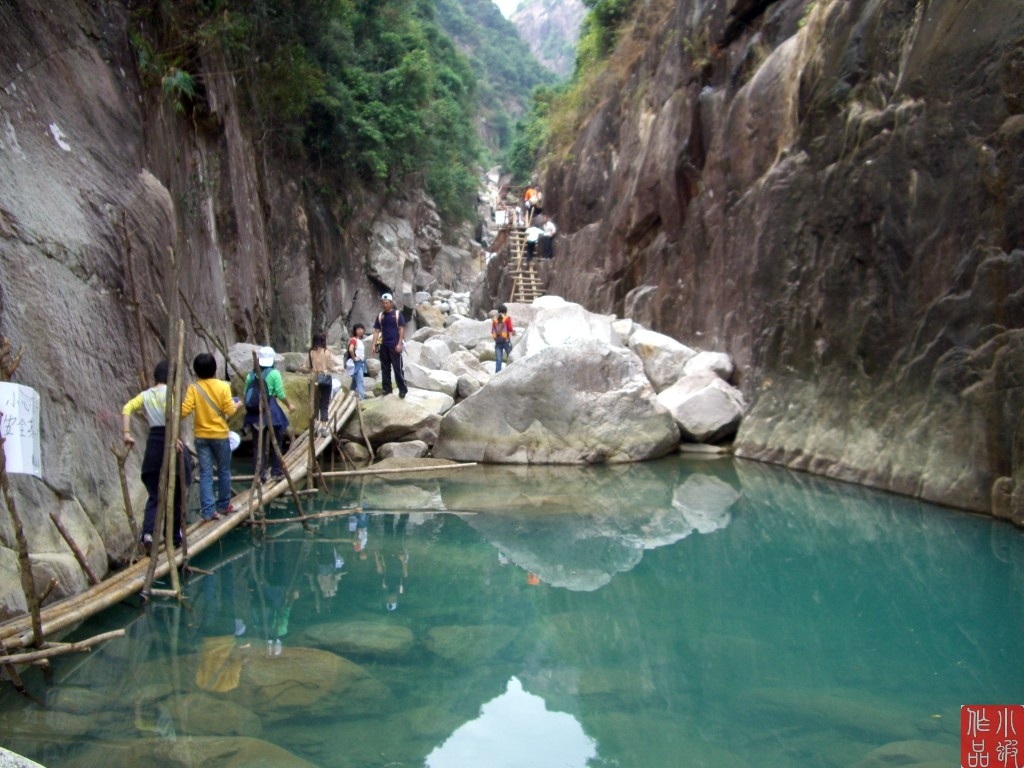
375, 513, 409, 611
260, 541, 308, 656
307, 540, 346, 611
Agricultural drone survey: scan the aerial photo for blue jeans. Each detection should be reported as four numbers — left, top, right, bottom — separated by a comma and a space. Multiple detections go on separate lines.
495, 340, 512, 372
195, 437, 232, 519
350, 360, 366, 399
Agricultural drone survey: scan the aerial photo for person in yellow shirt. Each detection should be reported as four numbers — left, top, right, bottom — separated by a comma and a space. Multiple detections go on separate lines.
180, 353, 241, 522
121, 360, 190, 552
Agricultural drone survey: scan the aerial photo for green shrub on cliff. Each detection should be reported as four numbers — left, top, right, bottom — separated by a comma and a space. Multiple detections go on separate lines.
130, 0, 481, 225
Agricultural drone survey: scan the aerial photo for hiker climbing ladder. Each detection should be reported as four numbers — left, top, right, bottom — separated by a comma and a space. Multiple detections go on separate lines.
507, 223, 544, 304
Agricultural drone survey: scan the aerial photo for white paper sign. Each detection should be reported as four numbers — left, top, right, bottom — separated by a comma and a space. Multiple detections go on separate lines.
0, 382, 42, 477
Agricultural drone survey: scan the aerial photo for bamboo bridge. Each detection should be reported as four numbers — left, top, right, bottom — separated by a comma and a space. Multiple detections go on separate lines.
0, 390, 360, 656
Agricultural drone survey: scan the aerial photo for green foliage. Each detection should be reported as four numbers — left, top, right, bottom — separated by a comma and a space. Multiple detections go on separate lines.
503, 86, 557, 184
161, 67, 196, 113
130, 0, 485, 225
500, 0, 641, 185
433, 0, 557, 157
579, 0, 634, 61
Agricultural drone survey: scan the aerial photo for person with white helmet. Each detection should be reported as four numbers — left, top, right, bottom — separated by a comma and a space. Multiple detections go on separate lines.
243, 346, 296, 483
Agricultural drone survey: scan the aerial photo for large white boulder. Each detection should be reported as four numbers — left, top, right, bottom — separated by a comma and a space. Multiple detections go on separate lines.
628, 328, 698, 392
445, 318, 493, 347
683, 350, 735, 381
341, 389, 455, 445
404, 360, 459, 398
519, 298, 616, 358
656, 371, 746, 442
433, 341, 680, 463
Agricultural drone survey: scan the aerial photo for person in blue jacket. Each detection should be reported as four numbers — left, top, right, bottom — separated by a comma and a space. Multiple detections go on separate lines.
372, 293, 408, 398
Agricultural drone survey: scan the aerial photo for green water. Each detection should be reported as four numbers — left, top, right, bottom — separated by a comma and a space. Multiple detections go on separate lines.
2, 456, 1022, 767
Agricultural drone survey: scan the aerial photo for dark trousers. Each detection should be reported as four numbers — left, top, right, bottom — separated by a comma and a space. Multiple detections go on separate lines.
542, 236, 554, 259
254, 425, 285, 479
379, 345, 407, 395
140, 427, 188, 540
141, 468, 186, 541
316, 380, 332, 421
525, 240, 537, 263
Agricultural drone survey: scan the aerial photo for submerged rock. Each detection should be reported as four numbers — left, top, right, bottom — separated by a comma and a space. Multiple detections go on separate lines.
301, 621, 415, 657
424, 625, 517, 664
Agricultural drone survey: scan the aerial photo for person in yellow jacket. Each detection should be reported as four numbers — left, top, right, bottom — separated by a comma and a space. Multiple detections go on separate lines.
181, 353, 241, 522
121, 360, 191, 552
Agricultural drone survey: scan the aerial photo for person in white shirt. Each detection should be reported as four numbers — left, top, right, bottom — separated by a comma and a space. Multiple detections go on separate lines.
347, 324, 367, 400
542, 217, 557, 259
525, 224, 544, 264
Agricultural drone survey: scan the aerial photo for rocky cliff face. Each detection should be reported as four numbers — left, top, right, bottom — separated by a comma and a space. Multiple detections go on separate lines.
540, 0, 1024, 520
0, 0, 478, 616
511, 0, 586, 79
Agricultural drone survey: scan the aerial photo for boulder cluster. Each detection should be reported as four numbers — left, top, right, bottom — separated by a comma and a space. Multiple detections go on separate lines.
234, 295, 745, 465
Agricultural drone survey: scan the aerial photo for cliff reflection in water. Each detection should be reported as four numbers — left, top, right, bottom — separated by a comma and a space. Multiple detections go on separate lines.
1, 455, 1021, 768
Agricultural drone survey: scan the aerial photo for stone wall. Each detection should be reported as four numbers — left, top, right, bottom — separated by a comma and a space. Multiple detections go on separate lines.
540, 0, 1024, 519
0, 0, 476, 617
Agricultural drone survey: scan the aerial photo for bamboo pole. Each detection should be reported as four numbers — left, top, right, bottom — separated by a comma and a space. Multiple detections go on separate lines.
317, 462, 476, 479
0, 344, 38, 644
306, 378, 317, 491
49, 513, 100, 585
0, 384, 354, 651
250, 351, 307, 526
109, 442, 140, 551
0, 429, 42, 648
179, 289, 247, 380
0, 629, 125, 665
144, 247, 183, 599
241, 506, 360, 525
177, 450, 190, 567
355, 396, 374, 462
162, 319, 185, 599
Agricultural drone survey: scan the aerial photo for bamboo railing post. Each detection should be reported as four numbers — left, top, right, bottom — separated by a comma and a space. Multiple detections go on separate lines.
177, 453, 189, 569
249, 352, 266, 524
143, 247, 183, 599
162, 320, 185, 599
110, 442, 140, 553
251, 352, 307, 526
49, 512, 100, 585
356, 395, 374, 462
0, 340, 40, 648
307, 379, 315, 491
0, 430, 42, 648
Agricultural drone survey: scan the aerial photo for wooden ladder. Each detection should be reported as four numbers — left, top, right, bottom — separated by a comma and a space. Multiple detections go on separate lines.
507, 226, 544, 304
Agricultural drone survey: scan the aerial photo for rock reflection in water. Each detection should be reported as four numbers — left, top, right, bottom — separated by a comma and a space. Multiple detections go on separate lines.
360, 459, 740, 590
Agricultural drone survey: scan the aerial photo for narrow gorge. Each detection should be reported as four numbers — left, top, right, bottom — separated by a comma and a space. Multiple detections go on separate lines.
1, 0, 1022, 621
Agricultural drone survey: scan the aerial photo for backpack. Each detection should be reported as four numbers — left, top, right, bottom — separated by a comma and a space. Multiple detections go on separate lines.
493, 315, 510, 341
244, 370, 269, 413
